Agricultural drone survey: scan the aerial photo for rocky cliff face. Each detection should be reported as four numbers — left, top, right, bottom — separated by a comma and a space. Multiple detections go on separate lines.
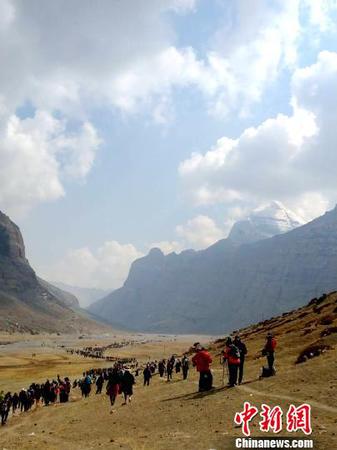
0, 210, 107, 334
0, 211, 26, 260
89, 205, 337, 334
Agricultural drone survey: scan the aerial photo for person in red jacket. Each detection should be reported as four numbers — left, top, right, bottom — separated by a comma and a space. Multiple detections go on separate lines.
263, 333, 277, 374
222, 337, 240, 387
192, 343, 213, 392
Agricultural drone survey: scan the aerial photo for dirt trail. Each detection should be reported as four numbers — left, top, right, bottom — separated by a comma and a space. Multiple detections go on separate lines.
238, 384, 337, 414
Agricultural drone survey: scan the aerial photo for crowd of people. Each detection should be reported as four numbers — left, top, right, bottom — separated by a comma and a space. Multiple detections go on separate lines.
0, 333, 277, 425
191, 333, 277, 392
0, 376, 71, 426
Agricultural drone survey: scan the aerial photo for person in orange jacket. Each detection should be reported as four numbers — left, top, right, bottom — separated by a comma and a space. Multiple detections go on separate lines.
222, 337, 240, 387
192, 343, 213, 392
263, 333, 277, 374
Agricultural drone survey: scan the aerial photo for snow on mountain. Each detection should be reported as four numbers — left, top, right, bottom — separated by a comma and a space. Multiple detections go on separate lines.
228, 201, 304, 244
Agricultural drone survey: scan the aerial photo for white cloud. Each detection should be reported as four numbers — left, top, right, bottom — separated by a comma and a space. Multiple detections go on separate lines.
1, 0, 337, 215
176, 215, 224, 249
179, 51, 337, 221
0, 111, 99, 216
40, 241, 143, 291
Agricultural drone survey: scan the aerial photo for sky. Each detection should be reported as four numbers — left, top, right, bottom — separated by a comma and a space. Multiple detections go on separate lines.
1, 0, 337, 291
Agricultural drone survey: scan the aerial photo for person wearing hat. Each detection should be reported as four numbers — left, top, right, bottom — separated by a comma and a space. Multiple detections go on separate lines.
263, 333, 277, 374
191, 343, 213, 392
233, 335, 247, 384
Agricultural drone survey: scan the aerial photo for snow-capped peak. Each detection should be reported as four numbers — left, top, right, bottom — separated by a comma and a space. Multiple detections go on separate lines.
228, 201, 305, 244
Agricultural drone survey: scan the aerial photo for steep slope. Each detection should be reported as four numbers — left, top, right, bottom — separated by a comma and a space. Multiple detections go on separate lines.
0, 211, 110, 334
51, 281, 108, 308
38, 278, 80, 309
90, 206, 337, 334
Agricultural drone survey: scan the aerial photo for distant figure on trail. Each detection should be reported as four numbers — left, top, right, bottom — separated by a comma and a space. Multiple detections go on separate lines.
182, 355, 189, 380
0, 393, 11, 425
82, 374, 92, 398
121, 367, 135, 404
263, 333, 277, 375
222, 337, 240, 387
166, 357, 174, 381
143, 365, 152, 386
192, 343, 213, 392
233, 335, 247, 384
175, 359, 181, 373
158, 360, 166, 378
96, 373, 104, 394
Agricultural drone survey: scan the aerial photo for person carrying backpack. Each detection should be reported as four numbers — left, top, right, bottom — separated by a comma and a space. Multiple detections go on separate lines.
222, 337, 240, 387
233, 335, 247, 384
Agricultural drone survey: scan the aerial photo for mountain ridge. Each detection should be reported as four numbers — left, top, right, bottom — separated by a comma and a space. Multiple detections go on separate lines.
89, 205, 337, 334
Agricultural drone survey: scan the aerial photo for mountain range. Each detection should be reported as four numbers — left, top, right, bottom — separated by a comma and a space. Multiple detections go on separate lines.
0, 210, 110, 334
89, 202, 337, 334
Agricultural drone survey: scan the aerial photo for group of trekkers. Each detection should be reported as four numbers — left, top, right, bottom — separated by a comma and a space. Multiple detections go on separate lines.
192, 333, 277, 392
0, 332, 277, 425
0, 376, 71, 426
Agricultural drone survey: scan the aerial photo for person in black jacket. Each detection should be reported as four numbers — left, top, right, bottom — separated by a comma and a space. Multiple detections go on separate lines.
121, 367, 135, 404
234, 335, 247, 385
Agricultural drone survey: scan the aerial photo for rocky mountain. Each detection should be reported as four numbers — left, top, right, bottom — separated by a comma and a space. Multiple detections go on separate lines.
89, 205, 337, 334
228, 201, 303, 244
0, 211, 109, 334
51, 282, 108, 308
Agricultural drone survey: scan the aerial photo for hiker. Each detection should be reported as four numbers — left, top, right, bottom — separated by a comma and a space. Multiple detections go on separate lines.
158, 359, 166, 377
106, 367, 121, 408
233, 335, 247, 384
191, 343, 213, 392
263, 333, 277, 374
166, 357, 174, 381
19, 388, 29, 412
175, 359, 181, 373
143, 364, 152, 386
222, 337, 240, 387
182, 355, 189, 380
121, 367, 135, 404
0, 393, 11, 425
82, 374, 92, 398
12, 392, 19, 413
96, 373, 104, 394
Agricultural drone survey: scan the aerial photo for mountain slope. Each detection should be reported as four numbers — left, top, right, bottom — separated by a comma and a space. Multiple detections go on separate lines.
0, 211, 110, 334
51, 281, 108, 308
89, 206, 337, 334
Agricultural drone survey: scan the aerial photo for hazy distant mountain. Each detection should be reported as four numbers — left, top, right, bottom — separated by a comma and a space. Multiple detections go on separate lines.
52, 282, 108, 308
228, 201, 304, 244
89, 205, 337, 334
0, 210, 110, 334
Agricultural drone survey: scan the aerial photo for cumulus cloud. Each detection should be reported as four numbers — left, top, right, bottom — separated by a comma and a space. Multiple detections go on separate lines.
40, 241, 143, 291
179, 51, 337, 221
1, 0, 336, 215
175, 215, 225, 249
0, 111, 100, 216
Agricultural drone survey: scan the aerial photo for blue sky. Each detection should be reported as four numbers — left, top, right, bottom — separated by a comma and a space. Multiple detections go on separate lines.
1, 0, 337, 290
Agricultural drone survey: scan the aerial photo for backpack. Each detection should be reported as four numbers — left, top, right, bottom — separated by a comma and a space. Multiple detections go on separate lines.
229, 344, 240, 359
